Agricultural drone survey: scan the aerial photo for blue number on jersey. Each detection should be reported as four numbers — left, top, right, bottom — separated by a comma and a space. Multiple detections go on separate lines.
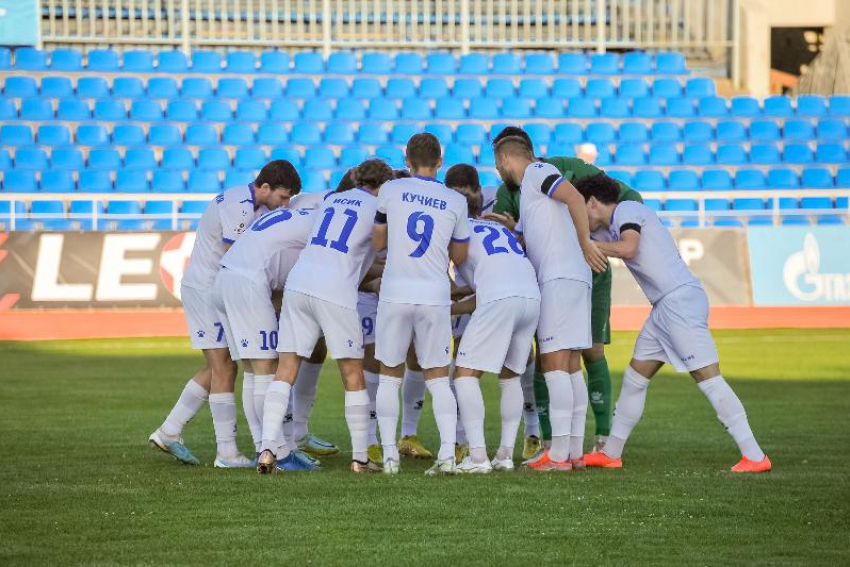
251, 208, 293, 231
475, 225, 525, 256
406, 211, 434, 258
310, 207, 359, 253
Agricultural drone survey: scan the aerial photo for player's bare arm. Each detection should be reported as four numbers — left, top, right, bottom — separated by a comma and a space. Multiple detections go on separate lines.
595, 231, 640, 261
549, 180, 608, 273
372, 223, 389, 251
449, 240, 469, 266
451, 294, 476, 316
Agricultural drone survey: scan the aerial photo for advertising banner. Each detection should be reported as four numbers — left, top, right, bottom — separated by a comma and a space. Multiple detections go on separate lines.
748, 227, 850, 306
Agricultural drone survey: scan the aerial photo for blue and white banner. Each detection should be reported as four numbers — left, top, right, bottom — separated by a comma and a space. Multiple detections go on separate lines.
748, 227, 850, 306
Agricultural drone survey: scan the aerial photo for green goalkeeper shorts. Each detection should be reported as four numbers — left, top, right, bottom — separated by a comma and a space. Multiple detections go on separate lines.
591, 264, 612, 345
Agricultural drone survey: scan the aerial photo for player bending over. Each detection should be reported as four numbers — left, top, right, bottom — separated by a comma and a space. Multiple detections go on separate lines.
577, 174, 771, 473
149, 161, 299, 466
494, 137, 607, 472
373, 134, 471, 475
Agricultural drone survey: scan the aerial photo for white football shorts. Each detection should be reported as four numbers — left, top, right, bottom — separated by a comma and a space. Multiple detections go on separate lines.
376, 301, 452, 370
536, 278, 592, 354
455, 296, 541, 375
213, 268, 279, 361
182, 283, 226, 350
357, 291, 379, 346
633, 284, 719, 372
278, 290, 363, 360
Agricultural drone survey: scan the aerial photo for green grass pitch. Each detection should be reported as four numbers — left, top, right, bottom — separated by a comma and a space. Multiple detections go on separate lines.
1, 329, 849, 565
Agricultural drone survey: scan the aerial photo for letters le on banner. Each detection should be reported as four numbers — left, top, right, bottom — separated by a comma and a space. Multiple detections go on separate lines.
748, 226, 850, 306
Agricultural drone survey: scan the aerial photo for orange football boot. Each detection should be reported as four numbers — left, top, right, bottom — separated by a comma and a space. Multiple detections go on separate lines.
583, 451, 623, 468
731, 455, 772, 473
525, 450, 572, 471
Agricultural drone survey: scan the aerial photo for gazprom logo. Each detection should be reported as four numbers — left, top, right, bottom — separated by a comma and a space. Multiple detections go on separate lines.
782, 233, 850, 302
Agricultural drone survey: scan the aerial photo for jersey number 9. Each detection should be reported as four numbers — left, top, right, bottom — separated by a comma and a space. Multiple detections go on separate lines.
406, 211, 434, 258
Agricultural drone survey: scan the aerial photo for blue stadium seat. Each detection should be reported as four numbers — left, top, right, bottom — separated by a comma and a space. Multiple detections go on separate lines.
768, 168, 800, 189
623, 52, 652, 75
816, 143, 847, 163
188, 171, 221, 193
619, 122, 649, 144
157, 51, 188, 73
535, 98, 564, 118
235, 100, 267, 122
600, 98, 629, 118
443, 143, 475, 167
750, 143, 781, 164
3, 170, 37, 192
269, 99, 299, 121
828, 95, 850, 116
435, 97, 465, 119
253, 78, 284, 99
702, 169, 733, 190
108, 201, 144, 231
635, 170, 665, 191
224, 170, 254, 188
332, 98, 362, 121
94, 100, 127, 121
145, 200, 176, 228
130, 100, 163, 121
730, 96, 760, 117
222, 123, 256, 146
783, 119, 815, 141
698, 96, 728, 117
801, 197, 833, 211
51, 148, 84, 171
395, 52, 424, 74
650, 122, 681, 143
523, 123, 551, 148
270, 148, 302, 168
218, 78, 250, 100
368, 97, 399, 120
459, 52, 488, 75
1, 125, 33, 146
467, 97, 497, 119
586, 123, 615, 145
301, 172, 327, 193
502, 98, 532, 119
88, 49, 119, 71
371, 147, 402, 169
260, 51, 290, 73
615, 145, 646, 165
401, 97, 431, 120
166, 100, 198, 122
338, 147, 368, 168
362, 52, 392, 74
557, 53, 586, 74
148, 124, 182, 147
478, 146, 495, 166
426, 53, 455, 75
125, 149, 157, 171
294, 51, 324, 74
325, 122, 355, 145
666, 97, 695, 117
14, 148, 48, 171
31, 200, 68, 228
82, 78, 113, 99
685, 78, 715, 98
567, 97, 597, 118
20, 99, 53, 120
78, 170, 112, 192
112, 124, 145, 147
226, 51, 257, 73
454, 78, 483, 99
112, 77, 145, 99
0, 48, 8, 70
328, 51, 357, 74
234, 147, 267, 171
781, 217, 812, 226
303, 99, 333, 121
680, 121, 711, 143
523, 53, 553, 75
710, 121, 743, 144
552, 78, 581, 98
115, 171, 149, 193
750, 120, 781, 142
0, 98, 14, 120
783, 143, 814, 164
390, 123, 418, 146
161, 148, 195, 171
41, 76, 73, 98
550, 123, 580, 145
288, 122, 320, 145
607, 170, 633, 187
642, 199, 662, 212
764, 96, 793, 118
665, 199, 698, 212
420, 78, 449, 99
669, 170, 700, 190
76, 124, 109, 147
191, 50, 222, 73
15, 48, 47, 70
319, 78, 348, 99
795, 94, 826, 117
619, 79, 649, 99
652, 79, 681, 99
519, 79, 548, 99
185, 124, 218, 146
198, 148, 231, 170
586, 78, 615, 99
88, 149, 122, 171
817, 216, 846, 226
732, 197, 765, 210
123, 50, 154, 72
424, 123, 453, 145
648, 145, 679, 165
735, 169, 766, 189
182, 78, 214, 100
351, 78, 382, 99
492, 53, 521, 75
716, 144, 748, 165
180, 201, 209, 218
801, 167, 834, 188
257, 123, 288, 145
836, 168, 850, 187
37, 124, 71, 146
590, 53, 619, 74
816, 119, 847, 141
68, 200, 105, 229
655, 52, 686, 74
632, 97, 663, 118
305, 147, 336, 170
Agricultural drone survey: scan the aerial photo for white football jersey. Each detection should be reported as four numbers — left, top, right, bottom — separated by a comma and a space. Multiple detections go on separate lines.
286, 188, 378, 310
376, 176, 472, 306
480, 186, 498, 216
289, 191, 331, 210
182, 184, 269, 290
220, 208, 316, 291
518, 162, 591, 286
606, 201, 701, 304
456, 219, 541, 306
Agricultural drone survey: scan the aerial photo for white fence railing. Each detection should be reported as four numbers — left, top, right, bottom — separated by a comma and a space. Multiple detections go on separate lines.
2, 189, 848, 232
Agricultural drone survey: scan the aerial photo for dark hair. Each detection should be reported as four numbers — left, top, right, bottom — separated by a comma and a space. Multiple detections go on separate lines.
255, 160, 302, 195
335, 168, 357, 192
573, 173, 621, 205
493, 136, 535, 161
492, 126, 534, 153
444, 164, 481, 192
405, 133, 442, 169
393, 169, 412, 179
352, 159, 394, 191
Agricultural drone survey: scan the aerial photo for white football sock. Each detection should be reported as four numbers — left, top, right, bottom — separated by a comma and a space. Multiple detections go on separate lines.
161, 379, 209, 438
698, 376, 765, 461
545, 370, 574, 462
450, 375, 468, 446
209, 392, 239, 458
425, 377, 458, 462
376, 375, 402, 462
241, 372, 262, 452
292, 362, 322, 441
261, 381, 291, 457
364, 370, 380, 446
344, 389, 371, 462
454, 377, 487, 463
401, 369, 426, 437
569, 370, 588, 460
497, 377, 523, 461
252, 374, 273, 426
521, 362, 540, 437
283, 398, 296, 451
605, 367, 651, 459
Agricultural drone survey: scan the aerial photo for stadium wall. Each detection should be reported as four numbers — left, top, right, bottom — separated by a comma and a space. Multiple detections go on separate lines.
2, 227, 849, 340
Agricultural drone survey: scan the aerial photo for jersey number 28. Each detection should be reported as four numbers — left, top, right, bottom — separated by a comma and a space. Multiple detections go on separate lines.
475, 225, 525, 256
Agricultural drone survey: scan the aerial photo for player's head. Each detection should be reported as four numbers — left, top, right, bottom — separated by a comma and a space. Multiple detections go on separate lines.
494, 136, 535, 193
573, 173, 620, 231
405, 133, 443, 175
393, 169, 412, 179
254, 159, 302, 209
576, 143, 598, 164
445, 164, 482, 217
335, 168, 357, 192
352, 159, 394, 194
492, 126, 534, 154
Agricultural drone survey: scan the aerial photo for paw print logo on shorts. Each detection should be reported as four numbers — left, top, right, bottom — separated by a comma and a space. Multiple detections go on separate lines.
445, 346, 450, 354
348, 340, 354, 347
197, 330, 205, 338
240, 339, 249, 347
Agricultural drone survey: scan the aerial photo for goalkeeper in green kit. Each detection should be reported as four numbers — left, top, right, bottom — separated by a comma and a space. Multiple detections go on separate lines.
486, 127, 643, 459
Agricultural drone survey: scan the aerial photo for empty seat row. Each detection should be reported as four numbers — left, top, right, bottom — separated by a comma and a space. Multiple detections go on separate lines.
1, 48, 688, 75
609, 168, 850, 191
